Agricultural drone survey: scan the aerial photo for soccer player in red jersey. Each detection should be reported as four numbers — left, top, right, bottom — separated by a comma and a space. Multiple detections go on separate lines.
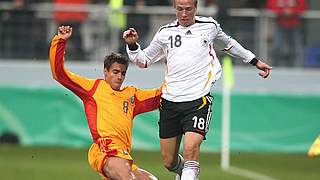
50, 25, 161, 180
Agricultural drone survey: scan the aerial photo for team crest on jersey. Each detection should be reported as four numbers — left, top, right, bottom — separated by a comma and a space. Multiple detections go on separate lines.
201, 34, 209, 47
123, 101, 128, 113
130, 96, 135, 104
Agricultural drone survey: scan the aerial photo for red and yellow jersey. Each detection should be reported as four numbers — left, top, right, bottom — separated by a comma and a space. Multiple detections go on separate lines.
49, 35, 161, 153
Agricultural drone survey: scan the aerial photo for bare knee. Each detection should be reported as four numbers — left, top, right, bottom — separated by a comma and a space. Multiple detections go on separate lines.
183, 132, 203, 160
103, 157, 134, 180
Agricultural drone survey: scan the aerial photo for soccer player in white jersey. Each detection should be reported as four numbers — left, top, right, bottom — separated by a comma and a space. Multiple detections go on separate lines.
123, 0, 272, 179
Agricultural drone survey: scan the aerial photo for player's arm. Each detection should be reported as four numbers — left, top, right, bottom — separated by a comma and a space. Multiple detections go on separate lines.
214, 24, 272, 78
214, 23, 255, 63
132, 86, 162, 117
123, 28, 165, 68
249, 58, 272, 78
49, 25, 72, 82
49, 26, 96, 96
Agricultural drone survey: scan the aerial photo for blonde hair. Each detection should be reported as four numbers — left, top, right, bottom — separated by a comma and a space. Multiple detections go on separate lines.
173, 0, 198, 8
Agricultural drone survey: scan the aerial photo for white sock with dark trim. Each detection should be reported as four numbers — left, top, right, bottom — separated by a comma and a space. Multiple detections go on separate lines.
181, 160, 200, 180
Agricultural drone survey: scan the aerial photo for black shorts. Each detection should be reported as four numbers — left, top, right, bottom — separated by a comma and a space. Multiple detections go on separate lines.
159, 93, 213, 139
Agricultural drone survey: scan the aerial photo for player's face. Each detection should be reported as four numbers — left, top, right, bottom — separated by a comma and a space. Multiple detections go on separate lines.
175, 0, 197, 27
104, 62, 127, 90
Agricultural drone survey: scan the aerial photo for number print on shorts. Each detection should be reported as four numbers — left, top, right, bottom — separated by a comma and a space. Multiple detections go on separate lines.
192, 116, 205, 130
169, 35, 182, 48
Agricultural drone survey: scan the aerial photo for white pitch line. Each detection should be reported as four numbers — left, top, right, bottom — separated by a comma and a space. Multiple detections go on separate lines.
225, 166, 278, 180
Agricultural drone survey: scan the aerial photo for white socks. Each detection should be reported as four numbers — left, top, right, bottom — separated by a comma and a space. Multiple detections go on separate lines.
181, 160, 200, 180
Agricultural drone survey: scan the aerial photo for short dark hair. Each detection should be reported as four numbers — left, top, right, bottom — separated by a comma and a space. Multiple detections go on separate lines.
104, 53, 129, 70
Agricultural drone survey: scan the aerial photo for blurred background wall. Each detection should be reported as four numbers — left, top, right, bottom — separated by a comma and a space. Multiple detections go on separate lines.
0, 0, 319, 66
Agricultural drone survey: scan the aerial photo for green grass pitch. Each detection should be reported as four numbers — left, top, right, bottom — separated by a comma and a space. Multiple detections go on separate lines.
0, 145, 319, 180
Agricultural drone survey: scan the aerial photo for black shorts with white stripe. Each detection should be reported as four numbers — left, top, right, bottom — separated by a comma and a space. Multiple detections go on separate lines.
159, 93, 213, 139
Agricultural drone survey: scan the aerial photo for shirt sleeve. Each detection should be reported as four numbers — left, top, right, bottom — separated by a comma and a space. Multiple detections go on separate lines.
49, 35, 96, 98
214, 24, 256, 63
133, 86, 162, 117
126, 31, 165, 68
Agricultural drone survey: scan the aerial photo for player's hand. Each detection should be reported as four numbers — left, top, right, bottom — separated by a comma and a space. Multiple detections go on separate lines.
58, 25, 72, 40
123, 28, 139, 45
256, 60, 272, 78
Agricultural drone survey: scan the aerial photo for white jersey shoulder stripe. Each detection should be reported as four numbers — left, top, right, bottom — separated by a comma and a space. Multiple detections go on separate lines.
158, 21, 179, 32
195, 16, 218, 28
195, 19, 218, 28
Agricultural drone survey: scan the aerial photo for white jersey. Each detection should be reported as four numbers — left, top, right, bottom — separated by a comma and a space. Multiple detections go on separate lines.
127, 16, 255, 102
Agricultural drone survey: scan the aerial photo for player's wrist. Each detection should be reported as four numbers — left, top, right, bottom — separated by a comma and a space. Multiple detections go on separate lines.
57, 35, 67, 40
128, 43, 138, 51
249, 58, 258, 66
